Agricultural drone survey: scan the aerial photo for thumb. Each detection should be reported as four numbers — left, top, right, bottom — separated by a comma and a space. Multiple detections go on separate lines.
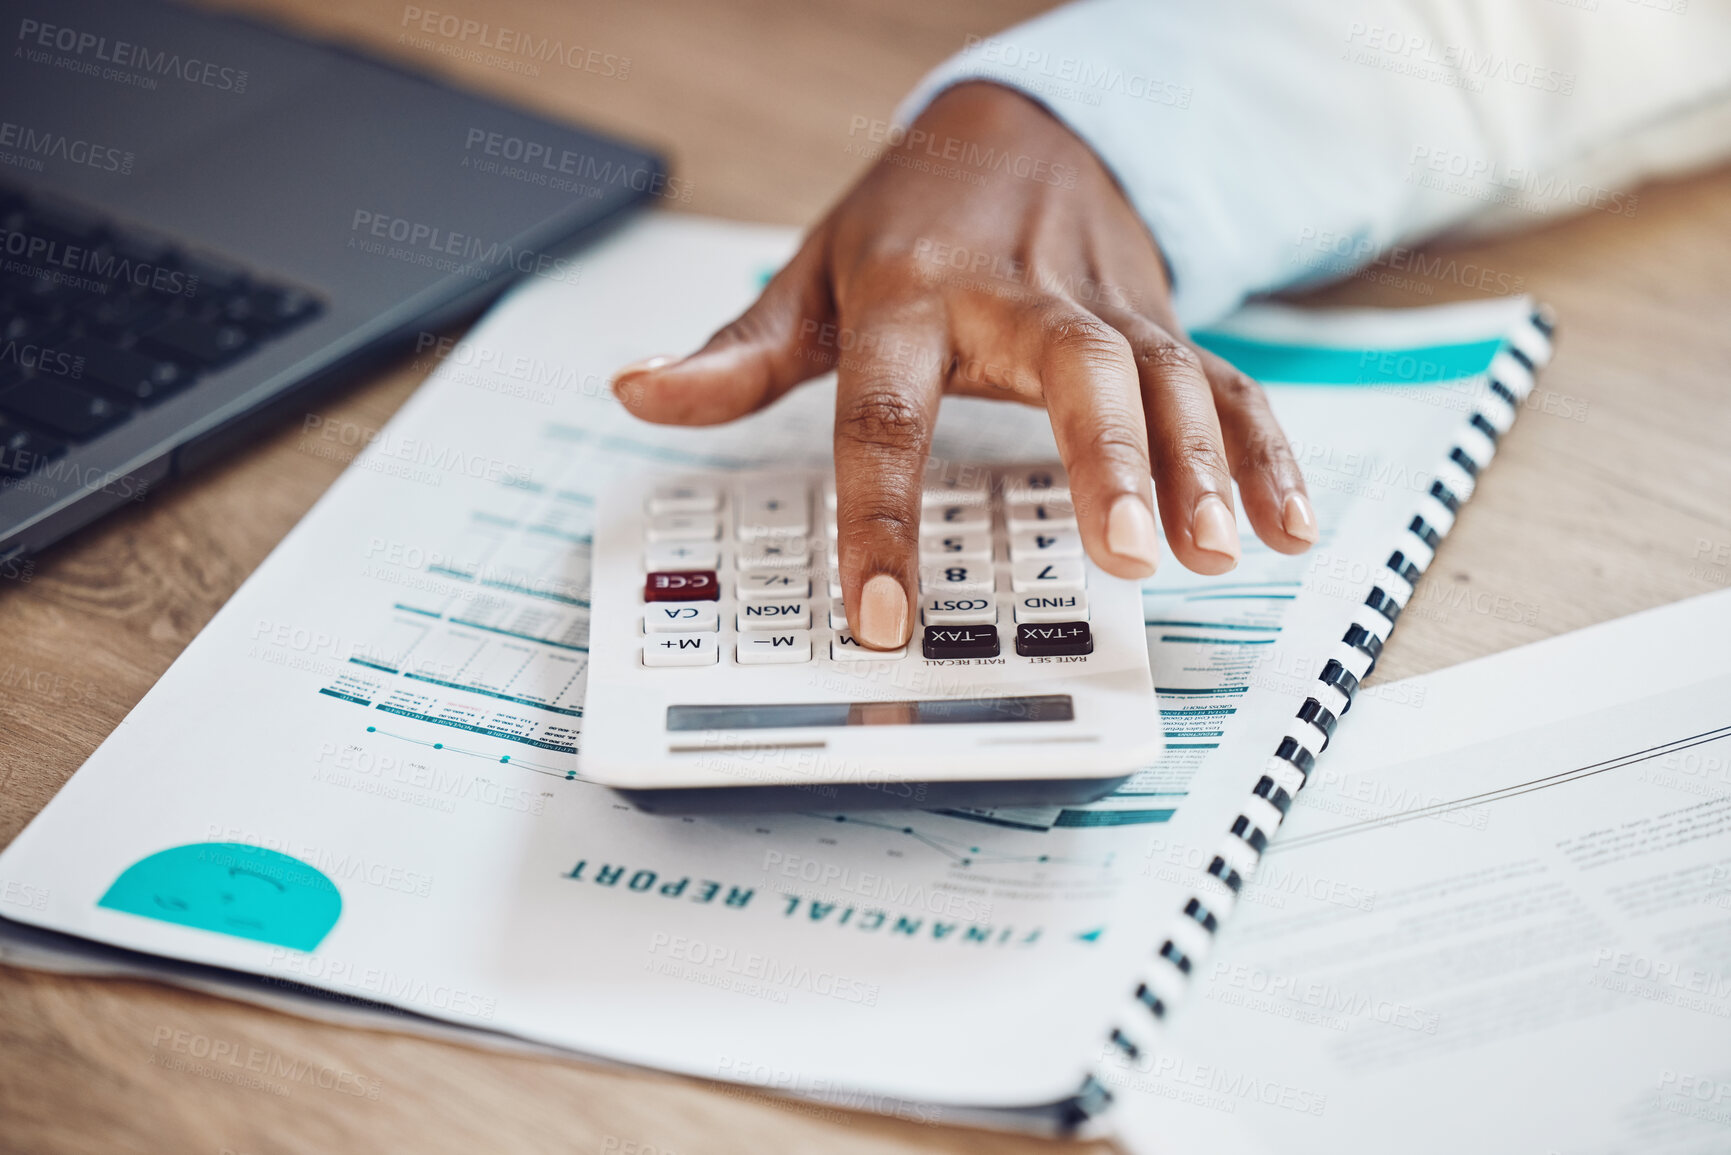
612, 231, 835, 425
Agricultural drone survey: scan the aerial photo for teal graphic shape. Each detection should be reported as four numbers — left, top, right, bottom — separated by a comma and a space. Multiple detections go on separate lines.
1190, 331, 1504, 386
98, 842, 341, 951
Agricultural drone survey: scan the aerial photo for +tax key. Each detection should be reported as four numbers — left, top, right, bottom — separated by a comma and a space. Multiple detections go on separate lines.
1014, 621, 1094, 657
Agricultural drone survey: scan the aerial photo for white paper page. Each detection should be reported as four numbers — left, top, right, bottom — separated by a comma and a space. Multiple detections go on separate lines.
0, 213, 1525, 1110
1113, 590, 1731, 1154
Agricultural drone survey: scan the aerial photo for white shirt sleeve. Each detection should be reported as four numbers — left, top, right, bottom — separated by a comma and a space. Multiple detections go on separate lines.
894, 0, 1731, 329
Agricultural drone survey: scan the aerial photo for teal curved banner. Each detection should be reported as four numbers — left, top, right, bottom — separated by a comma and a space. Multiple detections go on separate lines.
99, 842, 341, 951
1191, 331, 1504, 385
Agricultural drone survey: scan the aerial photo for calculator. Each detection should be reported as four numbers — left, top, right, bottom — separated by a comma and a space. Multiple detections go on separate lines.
582, 464, 1163, 811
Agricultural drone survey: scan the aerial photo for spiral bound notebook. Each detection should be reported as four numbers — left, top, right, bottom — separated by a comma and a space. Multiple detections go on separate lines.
0, 215, 1555, 1134
1082, 305, 1557, 1121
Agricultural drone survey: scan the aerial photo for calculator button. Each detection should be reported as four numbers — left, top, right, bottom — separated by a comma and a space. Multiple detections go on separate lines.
736, 630, 813, 664
736, 538, 810, 570
827, 574, 844, 599
1009, 528, 1083, 561
921, 593, 996, 626
736, 480, 809, 539
1013, 591, 1089, 623
919, 562, 994, 594
646, 512, 720, 542
1002, 466, 1070, 503
1010, 559, 1086, 592
648, 483, 720, 514
921, 624, 1000, 660
919, 531, 993, 561
642, 634, 720, 666
738, 572, 811, 600
927, 503, 990, 531
829, 598, 850, 629
832, 632, 907, 660
646, 571, 720, 602
646, 541, 719, 571
644, 603, 720, 633
738, 600, 812, 631
1015, 621, 1094, 657
1006, 501, 1076, 531
920, 467, 991, 506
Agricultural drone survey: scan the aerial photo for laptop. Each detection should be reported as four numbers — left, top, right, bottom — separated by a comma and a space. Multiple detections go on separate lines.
0, 0, 665, 564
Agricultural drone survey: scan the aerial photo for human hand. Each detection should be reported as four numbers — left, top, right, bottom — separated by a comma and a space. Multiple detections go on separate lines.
613, 82, 1317, 649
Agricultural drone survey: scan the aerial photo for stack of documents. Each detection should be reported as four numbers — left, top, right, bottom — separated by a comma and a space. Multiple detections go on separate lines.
5, 217, 1720, 1149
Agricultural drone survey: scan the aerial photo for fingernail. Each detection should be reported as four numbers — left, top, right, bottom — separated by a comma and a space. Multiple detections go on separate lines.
1105, 494, 1160, 574
858, 574, 909, 649
611, 354, 678, 388
1282, 492, 1319, 544
1192, 494, 1241, 564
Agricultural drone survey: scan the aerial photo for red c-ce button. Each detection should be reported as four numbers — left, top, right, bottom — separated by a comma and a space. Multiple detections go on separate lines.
645, 570, 720, 602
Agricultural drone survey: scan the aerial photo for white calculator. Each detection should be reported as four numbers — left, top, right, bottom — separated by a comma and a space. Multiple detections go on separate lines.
582, 464, 1163, 810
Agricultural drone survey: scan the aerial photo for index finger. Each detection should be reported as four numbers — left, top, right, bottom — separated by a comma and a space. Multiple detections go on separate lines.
831, 306, 947, 651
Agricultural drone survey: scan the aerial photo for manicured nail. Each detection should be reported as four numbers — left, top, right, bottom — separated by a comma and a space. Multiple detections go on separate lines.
611, 354, 679, 394
858, 574, 909, 649
1105, 494, 1160, 574
1282, 492, 1319, 544
1192, 493, 1241, 564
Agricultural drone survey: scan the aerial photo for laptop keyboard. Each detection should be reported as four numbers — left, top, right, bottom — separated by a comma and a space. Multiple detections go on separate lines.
0, 183, 323, 481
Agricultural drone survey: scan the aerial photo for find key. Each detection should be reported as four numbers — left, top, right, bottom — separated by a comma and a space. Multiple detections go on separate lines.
1015, 621, 1094, 657
646, 570, 720, 602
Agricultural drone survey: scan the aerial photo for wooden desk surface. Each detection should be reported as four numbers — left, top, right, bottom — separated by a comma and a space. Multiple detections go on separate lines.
4, 1, 1729, 1151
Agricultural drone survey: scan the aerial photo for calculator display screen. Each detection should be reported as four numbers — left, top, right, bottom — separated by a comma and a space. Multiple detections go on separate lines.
666, 695, 1074, 731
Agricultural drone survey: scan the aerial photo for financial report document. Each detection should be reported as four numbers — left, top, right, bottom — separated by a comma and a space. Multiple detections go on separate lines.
1113, 591, 1731, 1155
0, 214, 1533, 1113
